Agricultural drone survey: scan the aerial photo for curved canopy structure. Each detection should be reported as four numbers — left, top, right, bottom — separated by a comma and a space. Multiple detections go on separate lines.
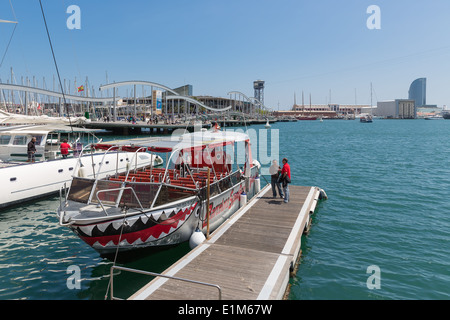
99, 81, 179, 96
228, 91, 252, 103
249, 97, 270, 111
0, 83, 114, 103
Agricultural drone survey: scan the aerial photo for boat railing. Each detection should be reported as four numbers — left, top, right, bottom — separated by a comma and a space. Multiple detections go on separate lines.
70, 143, 100, 180
95, 186, 144, 215
87, 145, 124, 203
122, 146, 148, 181
109, 265, 222, 300
58, 182, 72, 226
66, 175, 199, 210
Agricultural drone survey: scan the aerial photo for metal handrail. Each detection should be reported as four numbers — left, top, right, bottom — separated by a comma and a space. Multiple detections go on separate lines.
109, 265, 222, 300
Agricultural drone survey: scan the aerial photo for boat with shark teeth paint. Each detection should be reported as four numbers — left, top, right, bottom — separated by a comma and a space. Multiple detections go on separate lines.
57, 128, 259, 256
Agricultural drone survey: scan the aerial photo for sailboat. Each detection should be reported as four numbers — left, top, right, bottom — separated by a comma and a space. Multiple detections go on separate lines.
360, 83, 374, 123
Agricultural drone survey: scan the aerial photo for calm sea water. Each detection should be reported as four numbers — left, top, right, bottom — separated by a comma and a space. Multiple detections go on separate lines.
0, 119, 449, 300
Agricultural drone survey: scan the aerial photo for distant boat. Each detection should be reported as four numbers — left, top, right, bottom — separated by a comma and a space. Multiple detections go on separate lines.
297, 116, 317, 120
424, 115, 444, 120
264, 119, 271, 128
360, 115, 373, 123
442, 112, 450, 119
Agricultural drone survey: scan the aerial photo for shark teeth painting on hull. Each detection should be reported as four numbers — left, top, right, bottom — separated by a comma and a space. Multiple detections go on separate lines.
76, 202, 198, 251
78, 225, 95, 237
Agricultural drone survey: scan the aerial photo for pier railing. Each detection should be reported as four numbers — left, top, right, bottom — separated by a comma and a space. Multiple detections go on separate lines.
109, 265, 222, 300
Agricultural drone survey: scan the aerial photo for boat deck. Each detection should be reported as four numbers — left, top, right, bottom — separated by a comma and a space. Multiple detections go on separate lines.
128, 184, 324, 300
0, 162, 22, 168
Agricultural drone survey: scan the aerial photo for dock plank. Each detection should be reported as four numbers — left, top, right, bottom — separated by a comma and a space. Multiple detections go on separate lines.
129, 185, 322, 300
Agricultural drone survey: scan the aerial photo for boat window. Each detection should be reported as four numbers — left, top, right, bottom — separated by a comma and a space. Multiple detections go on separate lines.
35, 135, 45, 145
12, 136, 28, 145
0, 135, 11, 145
67, 178, 95, 203
122, 183, 195, 208
89, 180, 123, 205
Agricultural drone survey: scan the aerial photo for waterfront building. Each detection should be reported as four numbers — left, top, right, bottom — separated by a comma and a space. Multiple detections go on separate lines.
408, 78, 426, 108
173, 85, 193, 96
376, 99, 415, 119
408, 77, 437, 110
375, 78, 438, 119
196, 96, 252, 113
286, 103, 369, 118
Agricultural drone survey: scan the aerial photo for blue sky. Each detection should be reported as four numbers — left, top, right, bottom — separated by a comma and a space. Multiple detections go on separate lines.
1, 0, 450, 110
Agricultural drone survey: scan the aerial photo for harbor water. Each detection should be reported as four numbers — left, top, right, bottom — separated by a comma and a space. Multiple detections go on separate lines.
0, 119, 449, 300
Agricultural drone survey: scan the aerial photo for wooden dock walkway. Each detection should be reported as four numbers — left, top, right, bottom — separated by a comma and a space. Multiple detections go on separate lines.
128, 184, 326, 300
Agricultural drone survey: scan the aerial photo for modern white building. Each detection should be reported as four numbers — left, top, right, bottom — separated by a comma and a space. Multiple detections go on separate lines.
376, 99, 416, 119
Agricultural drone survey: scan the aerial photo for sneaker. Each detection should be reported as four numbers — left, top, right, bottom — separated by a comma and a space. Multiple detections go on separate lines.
284, 200, 288, 203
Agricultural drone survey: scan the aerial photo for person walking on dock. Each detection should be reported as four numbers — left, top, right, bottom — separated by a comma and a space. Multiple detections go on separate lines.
280, 158, 291, 203
269, 160, 284, 199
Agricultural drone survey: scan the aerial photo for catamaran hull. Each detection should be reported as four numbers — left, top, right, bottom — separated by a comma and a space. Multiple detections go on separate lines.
65, 180, 249, 255
0, 152, 160, 209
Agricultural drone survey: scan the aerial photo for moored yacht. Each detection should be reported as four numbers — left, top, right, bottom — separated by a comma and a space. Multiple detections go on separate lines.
0, 124, 162, 209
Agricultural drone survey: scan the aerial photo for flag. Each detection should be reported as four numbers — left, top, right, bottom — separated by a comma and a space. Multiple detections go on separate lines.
77, 85, 84, 92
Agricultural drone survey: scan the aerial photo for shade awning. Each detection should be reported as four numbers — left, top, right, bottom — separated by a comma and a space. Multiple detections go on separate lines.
95, 130, 250, 153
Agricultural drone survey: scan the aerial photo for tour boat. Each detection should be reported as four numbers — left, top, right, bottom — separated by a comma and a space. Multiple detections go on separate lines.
0, 124, 162, 209
57, 129, 260, 256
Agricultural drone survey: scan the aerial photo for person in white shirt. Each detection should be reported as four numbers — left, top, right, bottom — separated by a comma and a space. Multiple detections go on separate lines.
269, 160, 284, 199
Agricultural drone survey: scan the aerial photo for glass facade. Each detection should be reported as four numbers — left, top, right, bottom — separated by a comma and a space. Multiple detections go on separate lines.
408, 78, 426, 108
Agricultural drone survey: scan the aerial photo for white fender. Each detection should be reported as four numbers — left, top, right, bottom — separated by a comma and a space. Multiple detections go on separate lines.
254, 176, 260, 193
240, 192, 247, 207
78, 166, 87, 178
189, 228, 206, 249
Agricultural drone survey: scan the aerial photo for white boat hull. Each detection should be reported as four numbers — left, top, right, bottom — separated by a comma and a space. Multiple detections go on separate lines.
0, 152, 161, 209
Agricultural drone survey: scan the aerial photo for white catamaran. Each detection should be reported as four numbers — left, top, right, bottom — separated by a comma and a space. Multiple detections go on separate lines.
57, 128, 260, 256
